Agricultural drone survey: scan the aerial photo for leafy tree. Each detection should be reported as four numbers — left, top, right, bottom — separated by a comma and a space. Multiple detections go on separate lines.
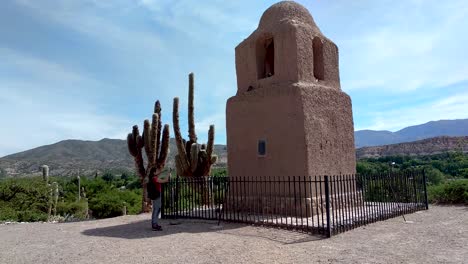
0, 177, 49, 221
424, 167, 444, 185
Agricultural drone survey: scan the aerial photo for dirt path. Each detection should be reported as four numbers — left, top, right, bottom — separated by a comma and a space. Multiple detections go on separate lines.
0, 206, 466, 264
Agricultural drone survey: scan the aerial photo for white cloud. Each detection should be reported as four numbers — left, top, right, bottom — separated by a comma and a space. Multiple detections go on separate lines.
336, 0, 468, 93
0, 47, 101, 91
0, 50, 130, 157
194, 112, 226, 144
13, 0, 165, 55
138, 0, 257, 31
0, 83, 130, 157
361, 91, 468, 131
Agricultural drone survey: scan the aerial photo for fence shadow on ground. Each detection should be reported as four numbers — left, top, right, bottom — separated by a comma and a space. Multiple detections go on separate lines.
81, 219, 236, 239
217, 225, 325, 244
81, 218, 324, 244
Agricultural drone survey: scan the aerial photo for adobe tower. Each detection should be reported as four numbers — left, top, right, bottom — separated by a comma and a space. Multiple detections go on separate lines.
226, 1, 356, 178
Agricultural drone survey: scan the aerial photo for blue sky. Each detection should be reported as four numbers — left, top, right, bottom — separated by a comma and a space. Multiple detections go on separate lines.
1, 0, 467, 157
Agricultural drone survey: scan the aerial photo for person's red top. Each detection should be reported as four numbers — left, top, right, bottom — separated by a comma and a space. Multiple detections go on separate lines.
152, 176, 162, 192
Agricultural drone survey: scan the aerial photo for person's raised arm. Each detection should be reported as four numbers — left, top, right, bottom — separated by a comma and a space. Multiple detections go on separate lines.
156, 176, 169, 183
156, 169, 172, 183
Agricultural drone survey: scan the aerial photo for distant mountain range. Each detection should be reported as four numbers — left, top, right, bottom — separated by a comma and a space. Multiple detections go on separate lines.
1, 119, 467, 177
356, 136, 468, 159
0, 138, 227, 177
355, 119, 468, 147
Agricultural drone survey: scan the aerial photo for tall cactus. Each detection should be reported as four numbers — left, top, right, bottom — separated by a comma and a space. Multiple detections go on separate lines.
173, 73, 217, 177
77, 175, 81, 202
40, 165, 53, 220
41, 165, 49, 184
52, 182, 59, 216
127, 100, 170, 213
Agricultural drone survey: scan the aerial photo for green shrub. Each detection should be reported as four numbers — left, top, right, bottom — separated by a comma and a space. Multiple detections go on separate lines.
16, 210, 48, 222
212, 168, 227, 177
0, 205, 19, 221
0, 177, 50, 222
89, 189, 140, 218
56, 200, 88, 219
428, 179, 468, 204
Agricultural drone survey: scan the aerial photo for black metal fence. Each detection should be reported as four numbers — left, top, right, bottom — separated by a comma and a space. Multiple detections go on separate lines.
161, 171, 428, 237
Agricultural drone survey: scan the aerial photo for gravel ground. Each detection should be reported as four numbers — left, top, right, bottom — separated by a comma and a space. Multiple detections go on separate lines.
0, 205, 466, 264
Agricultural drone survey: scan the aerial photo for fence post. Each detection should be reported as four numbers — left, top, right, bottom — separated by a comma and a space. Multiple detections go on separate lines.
175, 174, 180, 219
161, 182, 165, 218
422, 169, 429, 210
324, 176, 332, 238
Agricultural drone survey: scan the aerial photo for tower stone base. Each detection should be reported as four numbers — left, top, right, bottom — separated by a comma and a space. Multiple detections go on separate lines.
225, 191, 363, 218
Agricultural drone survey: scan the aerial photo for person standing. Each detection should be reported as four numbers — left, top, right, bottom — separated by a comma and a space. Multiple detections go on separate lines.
147, 169, 171, 231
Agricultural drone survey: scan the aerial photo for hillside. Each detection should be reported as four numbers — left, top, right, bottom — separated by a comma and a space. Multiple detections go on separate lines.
355, 119, 468, 147
2, 118, 468, 177
356, 136, 468, 159
0, 138, 227, 177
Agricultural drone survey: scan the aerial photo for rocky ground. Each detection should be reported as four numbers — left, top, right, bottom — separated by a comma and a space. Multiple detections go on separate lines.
0, 205, 466, 264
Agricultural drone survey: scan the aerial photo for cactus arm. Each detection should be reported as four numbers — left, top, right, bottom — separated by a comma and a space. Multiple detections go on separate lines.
188, 73, 197, 142
127, 125, 146, 179
150, 113, 159, 166
143, 120, 152, 163
126, 133, 138, 157
157, 124, 170, 168
175, 154, 183, 176
185, 140, 193, 160
173, 97, 190, 172
154, 100, 162, 159
197, 150, 209, 176
190, 143, 199, 173
206, 125, 215, 158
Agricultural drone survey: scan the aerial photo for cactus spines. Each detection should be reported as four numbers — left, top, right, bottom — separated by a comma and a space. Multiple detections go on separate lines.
172, 73, 217, 177
127, 100, 170, 213
41, 165, 49, 183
